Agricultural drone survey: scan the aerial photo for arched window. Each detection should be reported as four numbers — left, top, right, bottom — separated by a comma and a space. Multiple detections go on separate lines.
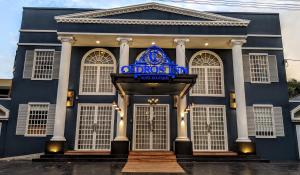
189, 50, 224, 96
79, 48, 116, 95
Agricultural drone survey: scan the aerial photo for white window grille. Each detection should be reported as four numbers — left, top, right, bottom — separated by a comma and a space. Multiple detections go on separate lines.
253, 105, 275, 138
32, 50, 55, 80
191, 105, 228, 151
26, 103, 49, 136
76, 104, 114, 151
189, 51, 224, 96
249, 53, 270, 83
79, 49, 116, 95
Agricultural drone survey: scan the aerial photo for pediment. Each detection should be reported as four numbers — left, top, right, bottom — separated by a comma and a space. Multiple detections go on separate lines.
55, 3, 250, 26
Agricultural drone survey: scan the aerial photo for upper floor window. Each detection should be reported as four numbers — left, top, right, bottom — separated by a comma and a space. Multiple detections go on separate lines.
32, 50, 55, 80
23, 49, 61, 80
79, 48, 116, 95
189, 50, 224, 96
249, 53, 270, 83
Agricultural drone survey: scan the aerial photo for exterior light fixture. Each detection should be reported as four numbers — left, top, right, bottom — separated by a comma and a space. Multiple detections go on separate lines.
45, 141, 64, 155
151, 41, 156, 45
238, 142, 256, 155
204, 42, 209, 47
96, 40, 100, 44
230, 92, 237, 109
112, 101, 117, 107
148, 98, 159, 105
66, 90, 74, 107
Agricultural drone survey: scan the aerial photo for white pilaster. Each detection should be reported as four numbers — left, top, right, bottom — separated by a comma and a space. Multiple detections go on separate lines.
231, 39, 251, 143
51, 36, 74, 141
174, 38, 190, 141
114, 37, 132, 141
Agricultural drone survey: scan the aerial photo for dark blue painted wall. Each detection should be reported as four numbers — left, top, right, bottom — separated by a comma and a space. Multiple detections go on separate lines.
0, 100, 11, 158
2, 6, 297, 160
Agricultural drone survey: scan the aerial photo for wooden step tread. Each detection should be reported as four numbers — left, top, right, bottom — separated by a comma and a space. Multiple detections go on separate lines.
193, 151, 238, 157
64, 151, 110, 155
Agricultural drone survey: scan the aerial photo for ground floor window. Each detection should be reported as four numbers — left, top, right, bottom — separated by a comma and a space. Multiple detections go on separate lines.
253, 105, 275, 138
190, 105, 228, 151
75, 104, 114, 151
26, 103, 49, 136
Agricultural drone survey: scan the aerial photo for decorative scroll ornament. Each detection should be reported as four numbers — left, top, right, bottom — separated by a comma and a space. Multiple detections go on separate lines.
121, 46, 188, 80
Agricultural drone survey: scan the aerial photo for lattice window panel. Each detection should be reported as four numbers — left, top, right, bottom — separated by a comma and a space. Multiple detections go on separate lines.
26, 104, 49, 136
80, 49, 115, 95
254, 106, 275, 137
76, 104, 114, 150
95, 105, 113, 150
77, 105, 95, 150
191, 105, 227, 151
134, 105, 168, 150
135, 106, 151, 150
152, 106, 168, 150
32, 50, 54, 80
190, 51, 224, 96
249, 54, 270, 83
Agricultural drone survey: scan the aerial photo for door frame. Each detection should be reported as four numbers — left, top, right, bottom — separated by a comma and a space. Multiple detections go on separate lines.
75, 103, 115, 151
190, 104, 228, 152
132, 103, 170, 151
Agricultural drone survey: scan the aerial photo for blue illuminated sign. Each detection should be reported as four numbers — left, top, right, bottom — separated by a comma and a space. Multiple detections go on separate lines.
121, 46, 188, 79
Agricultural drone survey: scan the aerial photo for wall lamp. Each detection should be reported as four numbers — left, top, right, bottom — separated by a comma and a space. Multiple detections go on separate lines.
230, 92, 237, 109
66, 90, 74, 107
112, 101, 123, 119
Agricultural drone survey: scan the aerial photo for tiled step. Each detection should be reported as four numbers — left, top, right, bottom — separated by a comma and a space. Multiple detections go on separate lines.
128, 151, 177, 162
193, 151, 238, 157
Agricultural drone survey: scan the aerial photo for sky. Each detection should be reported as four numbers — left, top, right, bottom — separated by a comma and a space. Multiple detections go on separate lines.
0, 0, 299, 80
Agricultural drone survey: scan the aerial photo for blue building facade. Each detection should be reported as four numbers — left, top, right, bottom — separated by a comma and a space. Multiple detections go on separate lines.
0, 3, 299, 161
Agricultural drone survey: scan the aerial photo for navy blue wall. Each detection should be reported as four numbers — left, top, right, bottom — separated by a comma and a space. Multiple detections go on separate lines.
2, 45, 60, 157
0, 100, 11, 158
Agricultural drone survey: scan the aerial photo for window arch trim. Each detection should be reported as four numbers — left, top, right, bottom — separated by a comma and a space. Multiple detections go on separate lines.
0, 105, 9, 120
189, 50, 225, 97
79, 48, 117, 95
291, 105, 300, 122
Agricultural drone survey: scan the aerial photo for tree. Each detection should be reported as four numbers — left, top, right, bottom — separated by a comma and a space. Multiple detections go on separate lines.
288, 79, 300, 98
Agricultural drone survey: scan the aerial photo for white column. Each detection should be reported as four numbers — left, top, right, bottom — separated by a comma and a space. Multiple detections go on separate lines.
296, 125, 300, 159
51, 36, 74, 141
114, 37, 132, 141
174, 38, 190, 141
231, 39, 251, 143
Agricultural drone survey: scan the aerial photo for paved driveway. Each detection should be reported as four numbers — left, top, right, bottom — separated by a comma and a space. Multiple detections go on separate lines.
0, 161, 299, 175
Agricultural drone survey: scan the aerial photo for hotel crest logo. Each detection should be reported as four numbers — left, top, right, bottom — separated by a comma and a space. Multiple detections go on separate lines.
121, 46, 188, 80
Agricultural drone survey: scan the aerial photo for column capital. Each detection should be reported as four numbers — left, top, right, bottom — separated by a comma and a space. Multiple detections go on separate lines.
230, 39, 246, 46
174, 38, 190, 45
116, 37, 133, 44
58, 36, 75, 43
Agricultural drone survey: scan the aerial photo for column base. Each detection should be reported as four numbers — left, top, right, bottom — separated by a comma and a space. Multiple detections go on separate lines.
236, 137, 251, 143
174, 140, 192, 156
45, 141, 65, 155
111, 140, 129, 155
50, 136, 66, 141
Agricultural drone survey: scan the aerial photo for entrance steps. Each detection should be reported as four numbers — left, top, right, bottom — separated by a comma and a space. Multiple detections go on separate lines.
122, 151, 185, 173
128, 151, 177, 162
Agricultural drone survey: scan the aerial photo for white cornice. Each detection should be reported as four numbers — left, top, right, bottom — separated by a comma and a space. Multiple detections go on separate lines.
56, 18, 249, 26
18, 43, 62, 46
55, 2, 250, 27
19, 29, 57, 33
242, 47, 283, 50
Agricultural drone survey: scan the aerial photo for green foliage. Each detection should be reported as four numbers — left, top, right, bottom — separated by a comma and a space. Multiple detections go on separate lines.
288, 79, 300, 98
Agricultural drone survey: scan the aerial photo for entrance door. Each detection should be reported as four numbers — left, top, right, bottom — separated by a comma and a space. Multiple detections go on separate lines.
75, 104, 114, 151
191, 105, 228, 151
133, 104, 169, 151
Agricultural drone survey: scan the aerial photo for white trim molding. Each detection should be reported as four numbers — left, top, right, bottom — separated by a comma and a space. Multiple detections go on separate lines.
242, 47, 283, 51
0, 105, 9, 120
55, 2, 250, 27
19, 29, 58, 33
18, 43, 62, 47
247, 34, 282, 38
291, 105, 300, 122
